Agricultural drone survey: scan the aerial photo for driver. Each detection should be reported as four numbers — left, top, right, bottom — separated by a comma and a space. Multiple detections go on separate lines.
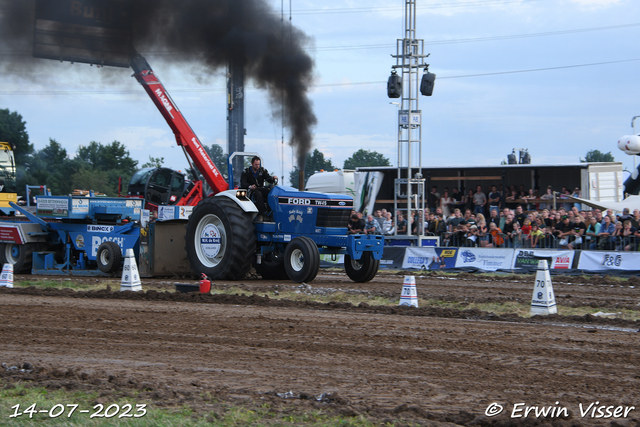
240, 156, 277, 221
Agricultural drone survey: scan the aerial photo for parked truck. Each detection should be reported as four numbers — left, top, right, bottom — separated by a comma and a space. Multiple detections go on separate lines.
0, 142, 17, 215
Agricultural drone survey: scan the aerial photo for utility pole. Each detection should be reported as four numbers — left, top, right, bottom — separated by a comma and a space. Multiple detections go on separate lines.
228, 0, 246, 187
390, 0, 432, 244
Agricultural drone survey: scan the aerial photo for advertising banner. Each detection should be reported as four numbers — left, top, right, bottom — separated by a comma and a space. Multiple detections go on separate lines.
402, 247, 458, 270
380, 247, 406, 269
577, 251, 640, 271
512, 249, 575, 270
454, 248, 514, 271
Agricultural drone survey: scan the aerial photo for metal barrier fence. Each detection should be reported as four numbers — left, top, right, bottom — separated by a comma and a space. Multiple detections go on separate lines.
433, 232, 640, 251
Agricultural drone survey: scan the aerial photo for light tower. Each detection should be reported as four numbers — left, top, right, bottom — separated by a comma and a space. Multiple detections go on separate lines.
388, 0, 434, 243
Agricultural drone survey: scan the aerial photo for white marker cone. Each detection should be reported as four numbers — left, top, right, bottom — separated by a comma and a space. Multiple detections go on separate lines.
120, 249, 142, 292
530, 259, 557, 315
399, 275, 418, 307
0, 263, 13, 288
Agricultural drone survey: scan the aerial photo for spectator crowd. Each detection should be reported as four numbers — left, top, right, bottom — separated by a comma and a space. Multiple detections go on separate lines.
347, 184, 640, 251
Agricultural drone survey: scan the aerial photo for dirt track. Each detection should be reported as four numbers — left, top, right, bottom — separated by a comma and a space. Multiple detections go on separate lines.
1, 272, 639, 426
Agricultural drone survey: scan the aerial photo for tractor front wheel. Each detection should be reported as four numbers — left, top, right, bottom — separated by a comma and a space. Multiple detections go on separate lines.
344, 252, 379, 283
284, 237, 319, 283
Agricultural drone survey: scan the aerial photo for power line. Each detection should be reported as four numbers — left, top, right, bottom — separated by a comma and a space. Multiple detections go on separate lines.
1, 58, 638, 95
3, 20, 635, 59
291, 0, 537, 15
312, 22, 640, 51
439, 58, 640, 79
311, 58, 640, 87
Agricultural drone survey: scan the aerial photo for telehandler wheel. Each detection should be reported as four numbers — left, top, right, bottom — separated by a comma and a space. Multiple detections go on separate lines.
186, 197, 256, 280
344, 252, 379, 283
254, 251, 289, 280
96, 241, 123, 273
0, 243, 35, 273
284, 237, 319, 283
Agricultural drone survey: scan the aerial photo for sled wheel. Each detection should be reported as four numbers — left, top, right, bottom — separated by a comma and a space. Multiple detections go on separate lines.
0, 243, 36, 273
96, 241, 123, 273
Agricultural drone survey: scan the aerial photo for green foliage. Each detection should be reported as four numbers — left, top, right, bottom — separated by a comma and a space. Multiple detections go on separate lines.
1, 109, 140, 197
203, 143, 228, 176
72, 167, 114, 195
289, 149, 334, 189
76, 141, 138, 174
184, 143, 228, 186
141, 156, 164, 168
343, 149, 391, 170
17, 139, 138, 197
0, 108, 33, 165
17, 139, 80, 197
580, 149, 615, 163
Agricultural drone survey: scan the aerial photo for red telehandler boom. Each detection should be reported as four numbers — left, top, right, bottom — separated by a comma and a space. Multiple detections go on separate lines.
130, 54, 259, 280
130, 55, 228, 206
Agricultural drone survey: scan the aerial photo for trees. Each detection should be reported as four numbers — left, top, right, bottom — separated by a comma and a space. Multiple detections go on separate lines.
204, 144, 228, 176
17, 139, 138, 197
343, 149, 390, 170
580, 150, 615, 163
76, 141, 138, 174
289, 149, 334, 189
72, 141, 138, 196
141, 156, 165, 168
17, 139, 80, 197
2, 108, 138, 197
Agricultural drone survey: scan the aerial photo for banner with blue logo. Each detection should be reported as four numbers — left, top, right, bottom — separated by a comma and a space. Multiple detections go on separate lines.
454, 248, 514, 271
402, 247, 458, 270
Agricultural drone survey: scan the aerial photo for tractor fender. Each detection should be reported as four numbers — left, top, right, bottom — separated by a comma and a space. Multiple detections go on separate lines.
214, 190, 259, 214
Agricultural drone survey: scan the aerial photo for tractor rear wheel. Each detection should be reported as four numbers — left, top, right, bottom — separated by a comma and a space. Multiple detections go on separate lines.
186, 197, 255, 280
344, 252, 379, 283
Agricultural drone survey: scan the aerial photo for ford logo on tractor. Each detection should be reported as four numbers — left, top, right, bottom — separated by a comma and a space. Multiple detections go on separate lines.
288, 198, 311, 205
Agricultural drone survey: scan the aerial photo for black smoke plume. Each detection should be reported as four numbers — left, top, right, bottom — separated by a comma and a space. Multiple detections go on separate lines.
0, 0, 316, 169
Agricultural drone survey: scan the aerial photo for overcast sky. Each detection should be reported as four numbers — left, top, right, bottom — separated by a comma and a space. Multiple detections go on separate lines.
1, 0, 639, 186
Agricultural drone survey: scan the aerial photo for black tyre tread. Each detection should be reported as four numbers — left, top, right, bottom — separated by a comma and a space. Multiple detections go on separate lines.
284, 238, 315, 282
97, 241, 123, 273
0, 243, 34, 273
299, 237, 320, 283
345, 253, 379, 283
186, 197, 256, 280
